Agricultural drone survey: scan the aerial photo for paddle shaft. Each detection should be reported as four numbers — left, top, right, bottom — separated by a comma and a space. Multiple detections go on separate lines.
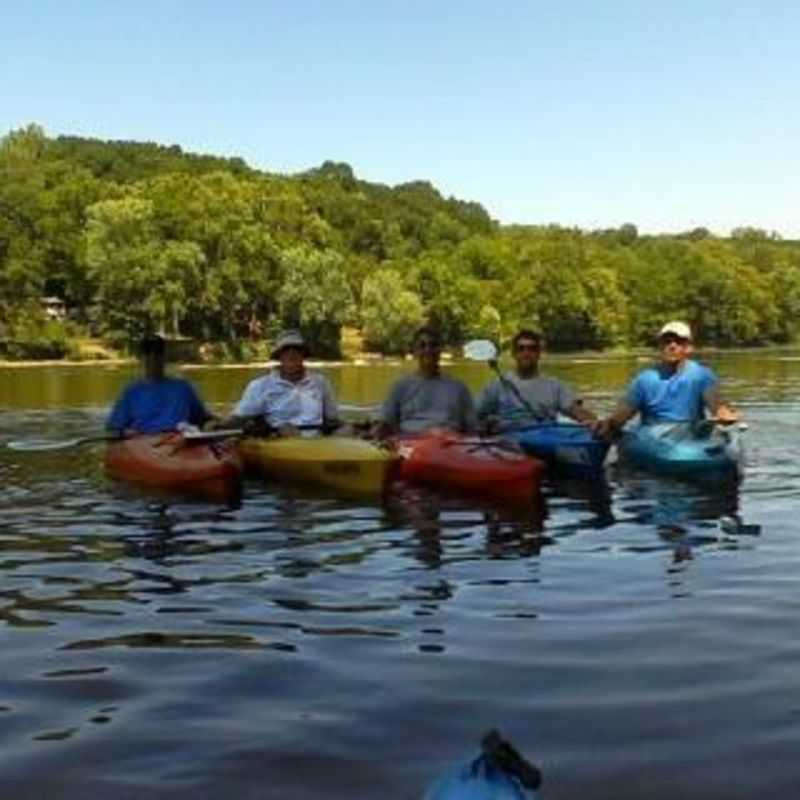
488, 358, 540, 420
7, 423, 339, 453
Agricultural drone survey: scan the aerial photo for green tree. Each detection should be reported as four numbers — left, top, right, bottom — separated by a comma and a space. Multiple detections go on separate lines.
85, 196, 203, 337
361, 269, 425, 353
277, 246, 355, 357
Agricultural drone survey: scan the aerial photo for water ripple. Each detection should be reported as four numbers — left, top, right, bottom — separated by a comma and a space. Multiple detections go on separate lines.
1, 370, 799, 798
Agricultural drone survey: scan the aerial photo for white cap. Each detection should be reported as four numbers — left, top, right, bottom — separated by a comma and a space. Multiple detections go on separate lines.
659, 320, 692, 340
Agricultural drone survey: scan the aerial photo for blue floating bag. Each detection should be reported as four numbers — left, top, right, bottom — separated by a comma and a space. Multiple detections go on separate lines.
423, 730, 542, 800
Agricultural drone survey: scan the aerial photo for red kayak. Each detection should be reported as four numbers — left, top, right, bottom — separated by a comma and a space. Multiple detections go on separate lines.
389, 430, 545, 504
105, 432, 243, 501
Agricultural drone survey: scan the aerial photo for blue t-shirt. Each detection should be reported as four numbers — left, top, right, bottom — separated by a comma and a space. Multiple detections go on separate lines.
625, 360, 717, 424
107, 378, 211, 433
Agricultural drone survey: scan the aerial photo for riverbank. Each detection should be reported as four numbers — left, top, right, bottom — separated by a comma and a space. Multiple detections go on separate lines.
2, 337, 799, 369
3, 346, 800, 369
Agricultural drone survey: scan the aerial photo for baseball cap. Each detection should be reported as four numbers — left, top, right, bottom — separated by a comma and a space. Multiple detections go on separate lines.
658, 321, 692, 340
271, 329, 308, 359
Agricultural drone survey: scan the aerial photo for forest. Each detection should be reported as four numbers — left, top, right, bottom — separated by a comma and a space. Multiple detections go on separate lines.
1, 123, 799, 360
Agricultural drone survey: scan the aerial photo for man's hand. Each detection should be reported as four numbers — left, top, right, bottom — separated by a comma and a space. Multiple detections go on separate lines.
589, 418, 616, 440
713, 404, 740, 424
478, 416, 501, 436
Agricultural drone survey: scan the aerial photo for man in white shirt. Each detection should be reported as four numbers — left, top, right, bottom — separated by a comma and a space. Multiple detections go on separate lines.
216, 330, 340, 435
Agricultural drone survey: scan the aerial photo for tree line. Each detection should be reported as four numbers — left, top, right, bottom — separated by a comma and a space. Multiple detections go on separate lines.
1, 123, 799, 359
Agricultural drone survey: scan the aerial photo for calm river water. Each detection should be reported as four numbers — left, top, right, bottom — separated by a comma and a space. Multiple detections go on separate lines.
1, 351, 799, 799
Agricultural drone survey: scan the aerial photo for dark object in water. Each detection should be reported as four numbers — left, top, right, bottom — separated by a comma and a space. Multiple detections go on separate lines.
423, 728, 542, 799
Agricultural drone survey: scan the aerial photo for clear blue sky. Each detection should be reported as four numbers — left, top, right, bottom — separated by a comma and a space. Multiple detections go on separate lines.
3, 1, 798, 237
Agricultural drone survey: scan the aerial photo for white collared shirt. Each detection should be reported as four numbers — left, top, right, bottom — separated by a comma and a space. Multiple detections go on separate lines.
233, 370, 338, 427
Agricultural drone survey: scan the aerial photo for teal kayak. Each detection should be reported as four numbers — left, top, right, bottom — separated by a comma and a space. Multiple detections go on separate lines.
424, 730, 541, 800
618, 422, 745, 480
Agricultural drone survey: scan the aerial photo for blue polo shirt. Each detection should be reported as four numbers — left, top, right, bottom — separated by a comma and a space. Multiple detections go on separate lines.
107, 378, 211, 433
625, 360, 718, 424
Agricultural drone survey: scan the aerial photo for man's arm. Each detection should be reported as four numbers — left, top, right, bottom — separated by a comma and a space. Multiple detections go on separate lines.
207, 377, 267, 431
320, 375, 341, 428
593, 399, 637, 438
369, 380, 407, 439
183, 380, 215, 428
567, 399, 597, 424
556, 380, 596, 425
703, 385, 740, 422
475, 380, 499, 420
476, 380, 506, 433
106, 385, 133, 433
206, 413, 266, 434
458, 383, 478, 433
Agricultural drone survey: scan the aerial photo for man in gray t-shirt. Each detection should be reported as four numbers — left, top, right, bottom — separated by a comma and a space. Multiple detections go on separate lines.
476, 329, 597, 431
380, 327, 476, 435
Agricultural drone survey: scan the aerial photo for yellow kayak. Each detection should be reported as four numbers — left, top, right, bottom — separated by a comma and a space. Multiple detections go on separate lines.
239, 435, 399, 495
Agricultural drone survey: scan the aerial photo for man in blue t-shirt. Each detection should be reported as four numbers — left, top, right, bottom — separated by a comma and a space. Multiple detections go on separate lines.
595, 320, 740, 437
107, 335, 213, 435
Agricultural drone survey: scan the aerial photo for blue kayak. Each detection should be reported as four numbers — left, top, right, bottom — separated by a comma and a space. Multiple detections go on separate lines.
505, 422, 610, 479
618, 422, 745, 480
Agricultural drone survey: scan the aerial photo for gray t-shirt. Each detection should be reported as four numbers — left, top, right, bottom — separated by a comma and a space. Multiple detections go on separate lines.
382, 374, 476, 434
475, 372, 577, 430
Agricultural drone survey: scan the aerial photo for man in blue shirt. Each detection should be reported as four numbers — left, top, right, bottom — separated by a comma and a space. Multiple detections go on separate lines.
107, 335, 213, 435
596, 320, 740, 436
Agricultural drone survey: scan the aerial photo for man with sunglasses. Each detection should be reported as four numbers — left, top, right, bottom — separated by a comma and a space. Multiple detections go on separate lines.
594, 320, 739, 437
378, 326, 476, 435
213, 329, 340, 435
476, 329, 597, 432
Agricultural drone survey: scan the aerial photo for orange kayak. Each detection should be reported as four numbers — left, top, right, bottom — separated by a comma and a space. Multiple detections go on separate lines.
105, 433, 243, 501
390, 430, 545, 504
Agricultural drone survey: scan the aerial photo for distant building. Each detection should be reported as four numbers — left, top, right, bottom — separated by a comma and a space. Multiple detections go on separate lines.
41, 296, 66, 321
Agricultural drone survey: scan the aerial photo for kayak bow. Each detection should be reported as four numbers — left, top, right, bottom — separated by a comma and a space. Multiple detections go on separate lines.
390, 430, 545, 504
105, 432, 243, 500
239, 435, 399, 495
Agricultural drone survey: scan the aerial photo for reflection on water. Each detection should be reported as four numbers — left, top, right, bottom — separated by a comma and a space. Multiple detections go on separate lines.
1, 357, 800, 798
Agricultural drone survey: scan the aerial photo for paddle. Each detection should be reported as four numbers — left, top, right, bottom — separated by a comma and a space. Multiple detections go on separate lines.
6, 419, 353, 454
6, 433, 125, 452
182, 429, 245, 441
5, 428, 249, 453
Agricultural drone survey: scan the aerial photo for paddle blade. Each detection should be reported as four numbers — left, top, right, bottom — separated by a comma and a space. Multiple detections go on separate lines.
6, 436, 119, 453
463, 339, 498, 361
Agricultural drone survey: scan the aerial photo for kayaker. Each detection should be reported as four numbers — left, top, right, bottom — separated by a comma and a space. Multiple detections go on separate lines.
376, 326, 476, 435
213, 329, 340, 436
476, 328, 598, 432
107, 334, 214, 435
594, 320, 740, 437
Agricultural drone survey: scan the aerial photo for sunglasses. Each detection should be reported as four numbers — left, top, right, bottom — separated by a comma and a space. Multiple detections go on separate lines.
659, 335, 690, 346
